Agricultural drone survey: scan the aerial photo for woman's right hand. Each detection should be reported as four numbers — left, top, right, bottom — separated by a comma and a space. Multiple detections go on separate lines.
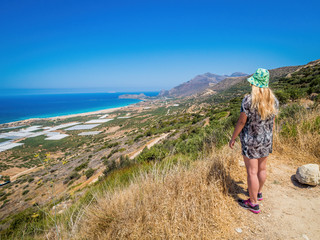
229, 139, 235, 149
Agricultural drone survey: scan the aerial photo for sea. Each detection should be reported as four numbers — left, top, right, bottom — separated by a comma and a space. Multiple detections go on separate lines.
0, 89, 159, 124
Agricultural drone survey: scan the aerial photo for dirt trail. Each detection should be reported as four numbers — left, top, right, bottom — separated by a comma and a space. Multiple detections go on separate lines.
236, 156, 320, 240
128, 132, 170, 160
10, 166, 43, 181
70, 133, 170, 193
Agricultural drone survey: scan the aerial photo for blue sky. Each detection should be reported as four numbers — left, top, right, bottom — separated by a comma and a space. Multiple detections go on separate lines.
1, 0, 320, 92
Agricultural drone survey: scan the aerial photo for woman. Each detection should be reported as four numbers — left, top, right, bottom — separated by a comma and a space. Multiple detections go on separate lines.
229, 68, 279, 214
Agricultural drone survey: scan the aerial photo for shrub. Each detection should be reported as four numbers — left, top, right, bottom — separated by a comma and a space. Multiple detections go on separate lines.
279, 104, 306, 121
85, 168, 95, 179
119, 155, 131, 168
63, 172, 81, 184
136, 146, 167, 163
275, 90, 290, 104
134, 134, 144, 142
27, 177, 34, 183
107, 148, 119, 158
103, 159, 117, 176
75, 161, 89, 172
1, 175, 10, 182
280, 122, 298, 138
22, 190, 29, 195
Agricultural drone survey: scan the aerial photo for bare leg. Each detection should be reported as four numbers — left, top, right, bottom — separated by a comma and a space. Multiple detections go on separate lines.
257, 156, 268, 193
243, 155, 259, 204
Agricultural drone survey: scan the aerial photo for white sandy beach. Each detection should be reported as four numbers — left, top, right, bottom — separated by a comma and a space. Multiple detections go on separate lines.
0, 106, 129, 127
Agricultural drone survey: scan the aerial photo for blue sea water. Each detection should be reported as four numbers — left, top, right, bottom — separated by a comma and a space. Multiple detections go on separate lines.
0, 90, 159, 124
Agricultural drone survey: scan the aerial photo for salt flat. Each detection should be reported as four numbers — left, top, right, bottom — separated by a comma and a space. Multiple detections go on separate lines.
45, 134, 69, 140
78, 131, 101, 136
85, 119, 113, 124
65, 124, 100, 130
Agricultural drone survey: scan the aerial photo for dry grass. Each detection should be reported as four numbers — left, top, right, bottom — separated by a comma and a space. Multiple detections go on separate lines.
53, 146, 245, 240
42, 105, 320, 240
273, 106, 320, 165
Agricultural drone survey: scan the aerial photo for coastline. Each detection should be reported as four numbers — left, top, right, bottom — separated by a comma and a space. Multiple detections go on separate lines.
0, 102, 141, 127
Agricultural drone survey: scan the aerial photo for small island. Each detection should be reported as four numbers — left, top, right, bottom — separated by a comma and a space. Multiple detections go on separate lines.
118, 93, 147, 99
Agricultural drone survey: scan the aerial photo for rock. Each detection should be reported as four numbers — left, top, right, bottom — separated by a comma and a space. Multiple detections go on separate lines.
238, 160, 245, 167
235, 228, 243, 233
295, 164, 320, 186
302, 234, 310, 240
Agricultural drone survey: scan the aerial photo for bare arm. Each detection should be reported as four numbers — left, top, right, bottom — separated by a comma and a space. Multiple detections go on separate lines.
229, 112, 247, 149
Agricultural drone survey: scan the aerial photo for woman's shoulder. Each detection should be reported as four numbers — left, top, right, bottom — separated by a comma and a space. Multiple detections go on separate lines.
242, 94, 252, 103
241, 94, 252, 113
274, 96, 279, 108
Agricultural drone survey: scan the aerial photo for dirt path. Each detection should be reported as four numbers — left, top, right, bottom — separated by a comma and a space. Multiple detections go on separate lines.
70, 133, 171, 193
10, 166, 43, 181
128, 132, 170, 160
236, 157, 320, 240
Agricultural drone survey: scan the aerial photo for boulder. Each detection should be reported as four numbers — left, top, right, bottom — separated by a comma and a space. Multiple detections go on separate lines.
295, 164, 320, 186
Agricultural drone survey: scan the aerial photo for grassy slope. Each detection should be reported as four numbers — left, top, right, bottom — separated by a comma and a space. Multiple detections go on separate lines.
1, 60, 319, 239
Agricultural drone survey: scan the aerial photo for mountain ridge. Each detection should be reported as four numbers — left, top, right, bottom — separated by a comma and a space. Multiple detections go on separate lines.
159, 72, 248, 97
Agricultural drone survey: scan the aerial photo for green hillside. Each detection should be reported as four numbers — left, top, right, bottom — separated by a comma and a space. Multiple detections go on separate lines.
1, 60, 319, 239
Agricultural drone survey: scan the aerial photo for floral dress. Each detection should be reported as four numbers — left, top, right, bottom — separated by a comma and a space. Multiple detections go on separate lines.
240, 94, 279, 159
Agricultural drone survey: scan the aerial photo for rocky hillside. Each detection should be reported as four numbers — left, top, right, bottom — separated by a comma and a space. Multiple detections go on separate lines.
159, 72, 247, 97
197, 63, 308, 98
1, 59, 319, 240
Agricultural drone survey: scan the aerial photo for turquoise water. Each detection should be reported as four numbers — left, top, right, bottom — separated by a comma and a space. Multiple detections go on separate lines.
0, 91, 159, 124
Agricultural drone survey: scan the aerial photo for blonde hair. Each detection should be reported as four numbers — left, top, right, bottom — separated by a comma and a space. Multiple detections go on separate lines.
251, 85, 277, 120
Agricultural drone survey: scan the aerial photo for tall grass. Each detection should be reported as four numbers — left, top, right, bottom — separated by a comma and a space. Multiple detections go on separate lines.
3, 103, 319, 239
274, 104, 320, 165
58, 149, 243, 240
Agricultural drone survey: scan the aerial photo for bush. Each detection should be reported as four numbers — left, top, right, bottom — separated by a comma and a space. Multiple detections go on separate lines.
0, 208, 45, 238
136, 146, 168, 163
27, 177, 34, 183
275, 90, 290, 104
63, 172, 81, 184
1, 175, 10, 182
280, 122, 298, 138
103, 159, 118, 176
107, 148, 119, 158
279, 104, 306, 120
119, 155, 131, 168
75, 161, 88, 171
22, 190, 29, 195
85, 168, 95, 179
134, 134, 144, 142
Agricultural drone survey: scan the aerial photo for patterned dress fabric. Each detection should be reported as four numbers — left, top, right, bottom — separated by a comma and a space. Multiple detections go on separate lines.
240, 94, 279, 159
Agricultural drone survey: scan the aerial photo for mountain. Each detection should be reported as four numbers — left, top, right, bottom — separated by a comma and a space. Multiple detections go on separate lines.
196, 63, 304, 97
197, 59, 320, 101
159, 72, 248, 97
